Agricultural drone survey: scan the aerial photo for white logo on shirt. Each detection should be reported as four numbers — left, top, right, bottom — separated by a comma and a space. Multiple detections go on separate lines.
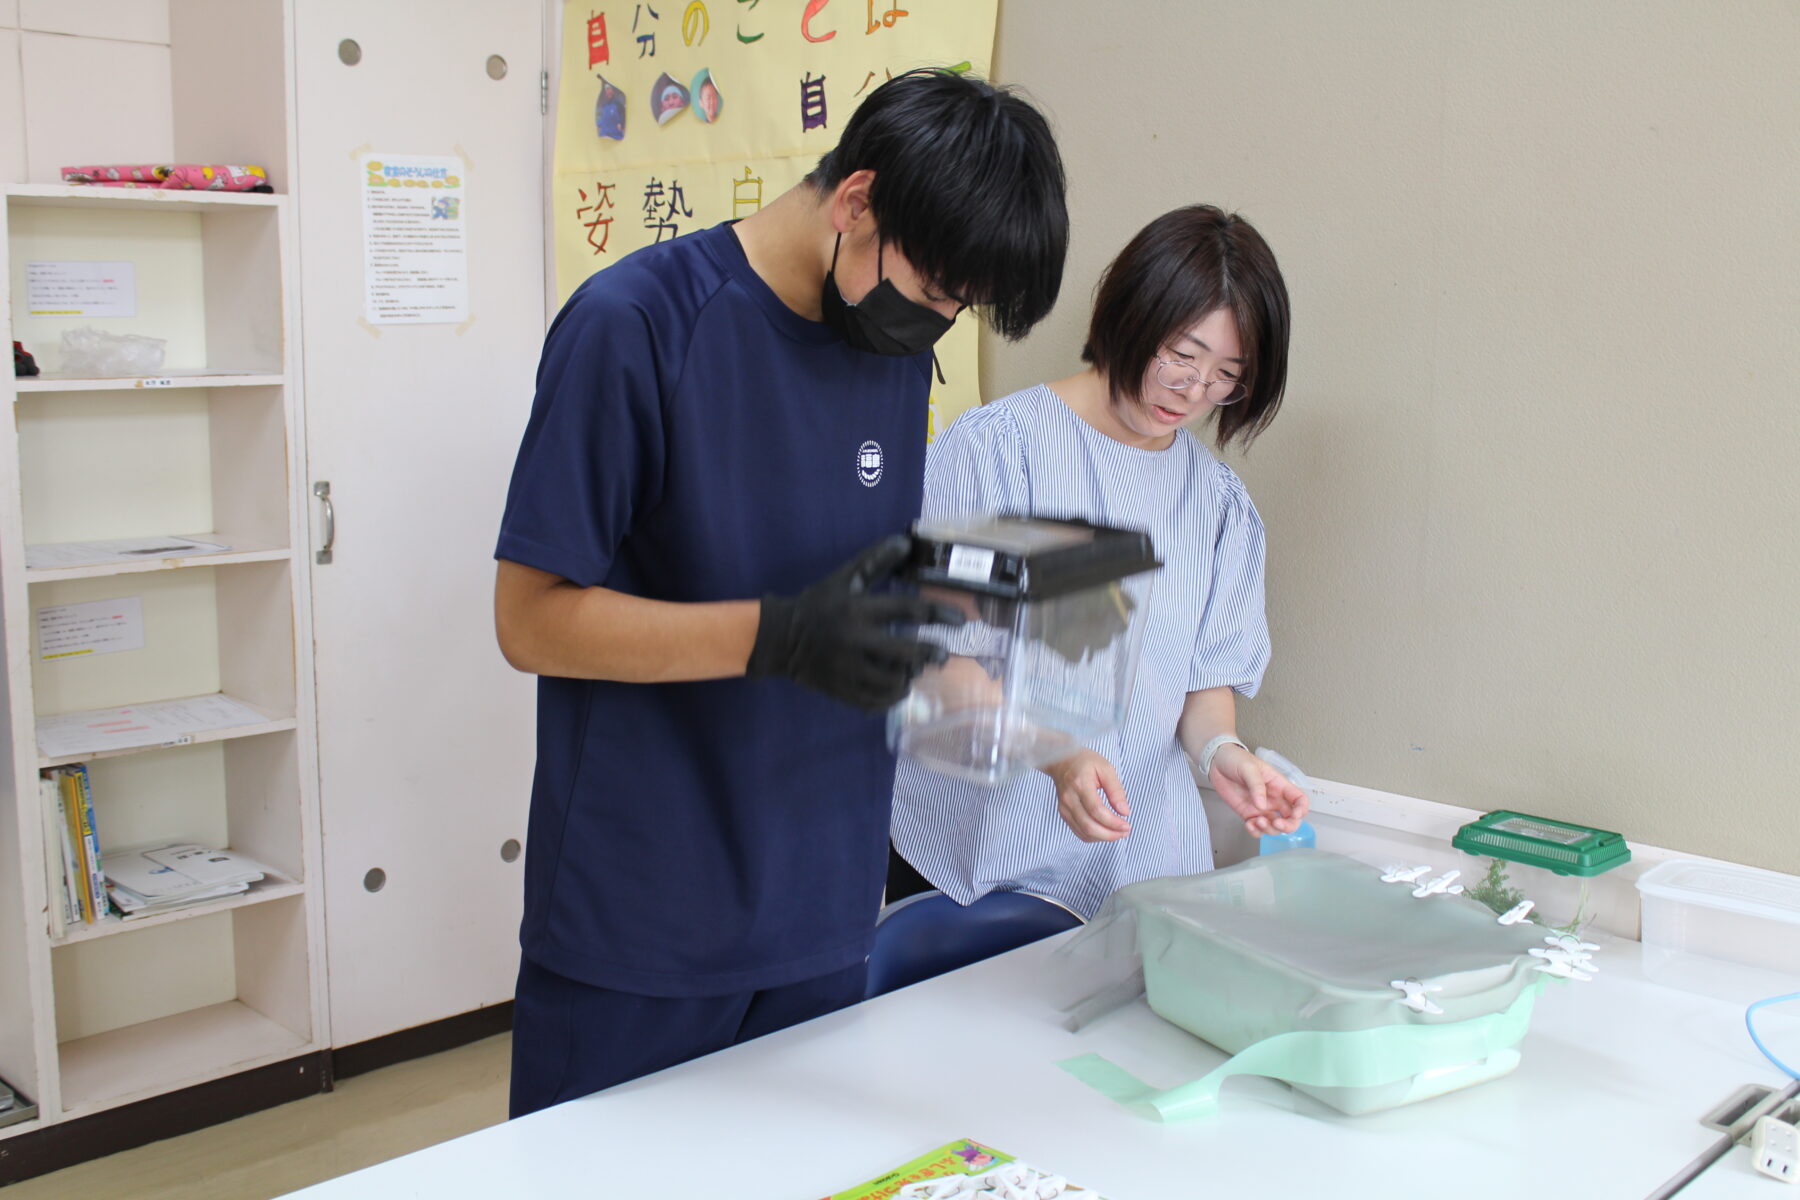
856, 440, 884, 487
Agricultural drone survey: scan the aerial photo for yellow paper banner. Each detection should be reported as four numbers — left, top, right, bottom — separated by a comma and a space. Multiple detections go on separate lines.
553, 1, 999, 434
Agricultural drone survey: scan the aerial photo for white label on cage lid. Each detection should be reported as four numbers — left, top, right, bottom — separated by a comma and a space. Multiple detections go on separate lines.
136, 378, 175, 388
946, 545, 996, 583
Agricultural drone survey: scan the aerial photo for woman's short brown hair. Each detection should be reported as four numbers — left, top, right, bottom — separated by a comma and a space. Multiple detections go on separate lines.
1082, 205, 1290, 450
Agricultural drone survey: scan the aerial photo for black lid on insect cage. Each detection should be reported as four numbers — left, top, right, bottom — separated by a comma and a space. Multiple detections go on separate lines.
905, 515, 1161, 600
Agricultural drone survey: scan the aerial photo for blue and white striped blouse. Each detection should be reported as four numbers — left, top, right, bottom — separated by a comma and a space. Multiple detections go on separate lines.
890, 383, 1271, 919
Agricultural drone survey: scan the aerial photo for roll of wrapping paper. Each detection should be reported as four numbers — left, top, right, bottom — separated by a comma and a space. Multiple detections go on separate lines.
61, 164, 269, 191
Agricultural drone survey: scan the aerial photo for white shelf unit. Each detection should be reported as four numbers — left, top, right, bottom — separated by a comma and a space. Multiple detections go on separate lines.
27, 547, 295, 587
17, 373, 288, 394
0, 181, 325, 1131
51, 870, 305, 948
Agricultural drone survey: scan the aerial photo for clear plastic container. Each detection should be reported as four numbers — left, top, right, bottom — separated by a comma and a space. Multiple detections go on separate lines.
889, 515, 1159, 785
1057, 850, 1553, 1117
1635, 859, 1800, 983
1461, 856, 1600, 936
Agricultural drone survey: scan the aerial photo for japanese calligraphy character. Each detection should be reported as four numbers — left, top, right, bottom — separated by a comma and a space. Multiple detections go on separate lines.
865, 0, 908, 33
801, 0, 836, 43
854, 68, 891, 97
576, 182, 618, 255
587, 11, 610, 67
732, 166, 764, 217
634, 3, 659, 57
682, 1, 708, 45
736, 0, 762, 43
643, 177, 693, 243
800, 72, 829, 131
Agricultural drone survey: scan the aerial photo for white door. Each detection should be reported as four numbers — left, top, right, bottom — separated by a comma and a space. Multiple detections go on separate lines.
295, 0, 544, 1047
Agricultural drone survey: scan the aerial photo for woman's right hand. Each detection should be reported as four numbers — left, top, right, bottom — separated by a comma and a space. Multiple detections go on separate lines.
1043, 749, 1130, 842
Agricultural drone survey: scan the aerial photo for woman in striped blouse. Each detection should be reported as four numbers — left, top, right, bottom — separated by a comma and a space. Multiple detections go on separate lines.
889, 205, 1310, 920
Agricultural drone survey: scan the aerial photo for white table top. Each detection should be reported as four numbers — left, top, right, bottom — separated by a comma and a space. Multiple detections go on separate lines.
284, 937, 1796, 1199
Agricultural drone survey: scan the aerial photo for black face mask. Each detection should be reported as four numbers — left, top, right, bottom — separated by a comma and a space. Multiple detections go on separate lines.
820, 234, 956, 356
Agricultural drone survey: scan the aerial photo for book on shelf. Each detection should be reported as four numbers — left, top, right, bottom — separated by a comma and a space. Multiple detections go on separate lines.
103, 842, 269, 920
38, 776, 74, 938
40, 764, 110, 928
73, 766, 105, 919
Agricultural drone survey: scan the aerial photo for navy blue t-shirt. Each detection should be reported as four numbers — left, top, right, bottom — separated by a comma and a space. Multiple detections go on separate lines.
496, 223, 930, 997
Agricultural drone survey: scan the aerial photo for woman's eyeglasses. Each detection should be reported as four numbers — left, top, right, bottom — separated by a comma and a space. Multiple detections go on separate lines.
1154, 357, 1247, 406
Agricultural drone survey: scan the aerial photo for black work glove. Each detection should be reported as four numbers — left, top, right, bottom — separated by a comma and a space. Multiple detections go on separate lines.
747, 534, 966, 712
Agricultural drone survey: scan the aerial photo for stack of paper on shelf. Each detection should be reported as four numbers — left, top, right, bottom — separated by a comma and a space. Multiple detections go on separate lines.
24, 535, 231, 571
102, 843, 268, 919
36, 693, 271, 760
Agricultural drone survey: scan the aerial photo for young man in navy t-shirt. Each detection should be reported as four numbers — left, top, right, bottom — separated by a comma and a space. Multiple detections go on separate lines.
495, 69, 1069, 1117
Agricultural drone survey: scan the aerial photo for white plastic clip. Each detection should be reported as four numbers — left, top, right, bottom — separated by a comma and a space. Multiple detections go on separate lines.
1530, 946, 1595, 981
1381, 864, 1431, 884
1497, 900, 1536, 925
1541, 934, 1600, 972
902, 1166, 1072, 1200
985, 1168, 1040, 1200
1412, 870, 1464, 898
1391, 978, 1445, 1014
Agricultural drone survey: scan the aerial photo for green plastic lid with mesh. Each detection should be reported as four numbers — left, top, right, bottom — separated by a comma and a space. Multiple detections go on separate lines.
1451, 810, 1631, 877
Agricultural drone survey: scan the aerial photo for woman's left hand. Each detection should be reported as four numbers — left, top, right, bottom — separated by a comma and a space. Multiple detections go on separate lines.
1208, 744, 1310, 837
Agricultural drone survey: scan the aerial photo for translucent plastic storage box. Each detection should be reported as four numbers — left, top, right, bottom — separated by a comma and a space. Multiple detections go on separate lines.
1059, 850, 1557, 1118
890, 515, 1159, 785
1635, 859, 1800, 984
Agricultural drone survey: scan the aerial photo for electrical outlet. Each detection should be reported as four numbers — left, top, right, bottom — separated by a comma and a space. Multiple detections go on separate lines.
1752, 1106, 1800, 1184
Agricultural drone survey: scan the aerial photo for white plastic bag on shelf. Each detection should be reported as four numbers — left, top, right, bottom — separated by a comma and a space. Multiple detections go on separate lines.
58, 327, 166, 377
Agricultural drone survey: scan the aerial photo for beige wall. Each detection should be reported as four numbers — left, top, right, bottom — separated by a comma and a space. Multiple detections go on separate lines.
988, 1, 1800, 873
0, 1, 176, 186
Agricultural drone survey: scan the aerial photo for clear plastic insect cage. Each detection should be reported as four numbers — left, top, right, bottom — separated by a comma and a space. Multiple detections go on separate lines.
889, 515, 1162, 785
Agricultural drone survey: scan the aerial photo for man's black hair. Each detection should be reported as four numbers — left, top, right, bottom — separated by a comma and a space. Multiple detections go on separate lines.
806, 68, 1068, 341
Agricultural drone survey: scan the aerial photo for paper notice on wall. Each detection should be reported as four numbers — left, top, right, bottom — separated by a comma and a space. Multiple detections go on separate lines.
360, 153, 469, 324
37, 596, 146, 660
26, 261, 137, 317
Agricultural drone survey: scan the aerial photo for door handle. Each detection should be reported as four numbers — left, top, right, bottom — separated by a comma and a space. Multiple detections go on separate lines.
314, 481, 335, 564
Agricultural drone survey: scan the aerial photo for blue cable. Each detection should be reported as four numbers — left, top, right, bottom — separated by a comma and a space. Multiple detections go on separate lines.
1746, 991, 1800, 1080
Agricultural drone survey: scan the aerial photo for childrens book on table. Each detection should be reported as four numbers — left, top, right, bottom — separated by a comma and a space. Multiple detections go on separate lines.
820, 1138, 1109, 1200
